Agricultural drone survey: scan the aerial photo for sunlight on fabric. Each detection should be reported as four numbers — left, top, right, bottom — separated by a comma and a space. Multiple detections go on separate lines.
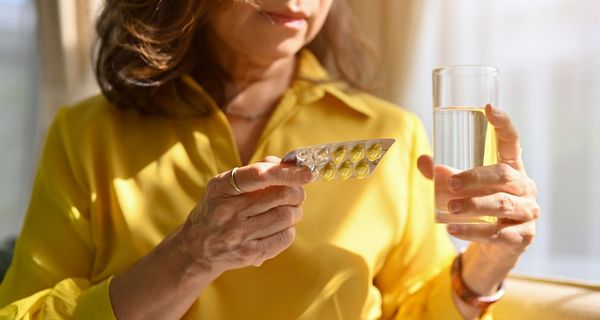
298, 268, 356, 319
112, 178, 144, 227
30, 253, 44, 267
68, 206, 80, 220
327, 179, 399, 267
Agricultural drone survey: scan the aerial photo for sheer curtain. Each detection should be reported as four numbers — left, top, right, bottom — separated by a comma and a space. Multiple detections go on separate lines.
0, 0, 100, 241
0, 0, 38, 240
350, 0, 600, 282
36, 0, 101, 130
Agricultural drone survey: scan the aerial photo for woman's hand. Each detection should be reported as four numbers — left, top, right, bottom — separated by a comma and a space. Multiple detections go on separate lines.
177, 157, 313, 276
419, 104, 539, 262
417, 105, 540, 318
110, 158, 312, 320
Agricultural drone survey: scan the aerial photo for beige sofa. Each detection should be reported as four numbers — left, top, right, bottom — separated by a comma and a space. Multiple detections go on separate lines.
495, 275, 600, 319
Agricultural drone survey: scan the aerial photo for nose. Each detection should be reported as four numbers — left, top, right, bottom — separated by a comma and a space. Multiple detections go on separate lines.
291, 0, 304, 9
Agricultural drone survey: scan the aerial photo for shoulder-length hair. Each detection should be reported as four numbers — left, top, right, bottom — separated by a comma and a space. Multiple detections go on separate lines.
95, 0, 376, 115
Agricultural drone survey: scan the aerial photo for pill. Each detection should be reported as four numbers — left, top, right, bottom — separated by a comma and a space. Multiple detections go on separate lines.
338, 161, 353, 180
367, 143, 383, 161
332, 146, 347, 164
355, 160, 371, 179
349, 144, 365, 162
320, 162, 337, 181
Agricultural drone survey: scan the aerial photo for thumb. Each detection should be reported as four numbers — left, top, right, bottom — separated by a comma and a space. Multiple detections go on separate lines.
417, 155, 434, 180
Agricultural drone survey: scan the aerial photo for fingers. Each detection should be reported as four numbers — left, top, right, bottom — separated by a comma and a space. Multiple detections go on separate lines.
417, 155, 434, 180
448, 163, 534, 196
448, 193, 541, 222
211, 162, 313, 196
484, 104, 524, 171
250, 227, 296, 266
243, 205, 303, 240
184, 160, 311, 272
237, 185, 306, 217
447, 223, 500, 244
448, 220, 536, 249
239, 163, 313, 192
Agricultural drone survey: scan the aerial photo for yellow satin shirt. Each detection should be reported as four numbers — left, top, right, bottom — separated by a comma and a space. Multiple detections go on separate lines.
0, 51, 488, 319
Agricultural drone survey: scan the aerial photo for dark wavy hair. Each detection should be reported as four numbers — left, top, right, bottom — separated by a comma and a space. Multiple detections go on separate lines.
95, 0, 376, 115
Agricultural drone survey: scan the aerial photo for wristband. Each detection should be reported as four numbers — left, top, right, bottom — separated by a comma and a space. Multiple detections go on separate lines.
451, 252, 505, 313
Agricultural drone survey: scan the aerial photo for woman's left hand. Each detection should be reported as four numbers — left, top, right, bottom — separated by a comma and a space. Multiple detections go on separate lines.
417, 104, 540, 318
418, 104, 540, 277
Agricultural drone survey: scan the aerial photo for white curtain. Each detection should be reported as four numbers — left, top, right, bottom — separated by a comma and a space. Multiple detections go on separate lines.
36, 0, 101, 130
0, 0, 38, 240
0, 0, 101, 240
350, 0, 600, 282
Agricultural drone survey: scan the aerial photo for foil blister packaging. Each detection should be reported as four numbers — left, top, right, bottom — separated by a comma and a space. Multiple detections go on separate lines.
281, 139, 396, 181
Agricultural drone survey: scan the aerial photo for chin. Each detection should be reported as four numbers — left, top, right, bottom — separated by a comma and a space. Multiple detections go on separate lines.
275, 42, 305, 57
255, 37, 306, 62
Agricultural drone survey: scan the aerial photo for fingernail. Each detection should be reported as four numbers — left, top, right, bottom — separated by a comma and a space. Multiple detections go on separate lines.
448, 200, 462, 213
447, 224, 459, 234
448, 177, 462, 191
490, 104, 501, 115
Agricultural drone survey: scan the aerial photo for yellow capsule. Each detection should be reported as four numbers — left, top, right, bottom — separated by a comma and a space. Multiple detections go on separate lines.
338, 161, 353, 180
367, 143, 383, 161
320, 162, 336, 181
355, 160, 370, 179
349, 144, 365, 162
332, 146, 347, 164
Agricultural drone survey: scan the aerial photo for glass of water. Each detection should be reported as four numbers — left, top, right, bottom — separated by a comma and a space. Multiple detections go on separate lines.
432, 66, 499, 224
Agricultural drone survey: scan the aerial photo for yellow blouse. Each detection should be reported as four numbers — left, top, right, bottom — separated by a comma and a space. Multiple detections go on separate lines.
0, 51, 488, 319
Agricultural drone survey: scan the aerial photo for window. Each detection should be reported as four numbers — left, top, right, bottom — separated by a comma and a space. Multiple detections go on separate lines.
381, 0, 600, 282
0, 0, 39, 241
0, 0, 99, 245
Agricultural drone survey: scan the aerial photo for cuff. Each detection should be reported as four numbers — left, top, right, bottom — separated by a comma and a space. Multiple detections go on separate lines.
427, 263, 494, 320
74, 276, 116, 320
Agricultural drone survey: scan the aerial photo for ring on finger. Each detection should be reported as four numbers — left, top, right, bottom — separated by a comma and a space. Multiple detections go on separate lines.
229, 167, 244, 194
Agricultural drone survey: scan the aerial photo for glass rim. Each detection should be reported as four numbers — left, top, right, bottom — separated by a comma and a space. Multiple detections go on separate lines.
433, 65, 499, 77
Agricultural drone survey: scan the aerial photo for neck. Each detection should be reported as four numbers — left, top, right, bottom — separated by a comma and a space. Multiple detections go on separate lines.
217, 49, 296, 90
207, 34, 297, 120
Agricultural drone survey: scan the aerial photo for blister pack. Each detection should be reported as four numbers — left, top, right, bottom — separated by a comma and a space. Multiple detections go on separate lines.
281, 139, 396, 181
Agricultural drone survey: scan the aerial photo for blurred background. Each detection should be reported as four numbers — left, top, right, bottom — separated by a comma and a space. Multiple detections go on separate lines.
1, 0, 599, 285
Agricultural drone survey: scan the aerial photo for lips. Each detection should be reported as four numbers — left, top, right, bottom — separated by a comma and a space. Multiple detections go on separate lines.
262, 10, 308, 28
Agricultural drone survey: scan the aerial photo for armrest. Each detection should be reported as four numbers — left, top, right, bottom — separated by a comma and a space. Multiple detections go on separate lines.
495, 274, 600, 320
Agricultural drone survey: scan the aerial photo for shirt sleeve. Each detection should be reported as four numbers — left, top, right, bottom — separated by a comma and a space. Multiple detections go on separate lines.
374, 115, 493, 320
0, 108, 116, 319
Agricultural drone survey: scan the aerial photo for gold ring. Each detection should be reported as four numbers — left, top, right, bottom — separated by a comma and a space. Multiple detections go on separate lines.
229, 167, 244, 194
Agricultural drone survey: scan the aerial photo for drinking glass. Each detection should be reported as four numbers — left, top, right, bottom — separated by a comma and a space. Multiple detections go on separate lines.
432, 65, 499, 224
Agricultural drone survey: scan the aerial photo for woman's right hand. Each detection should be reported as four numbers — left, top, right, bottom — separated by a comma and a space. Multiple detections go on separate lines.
110, 159, 312, 320
177, 159, 313, 276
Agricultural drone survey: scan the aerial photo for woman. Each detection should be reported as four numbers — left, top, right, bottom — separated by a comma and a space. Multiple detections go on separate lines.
0, 0, 539, 319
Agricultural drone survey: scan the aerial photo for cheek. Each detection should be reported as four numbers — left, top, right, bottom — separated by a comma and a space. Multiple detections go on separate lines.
210, 10, 262, 46
305, 0, 334, 42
